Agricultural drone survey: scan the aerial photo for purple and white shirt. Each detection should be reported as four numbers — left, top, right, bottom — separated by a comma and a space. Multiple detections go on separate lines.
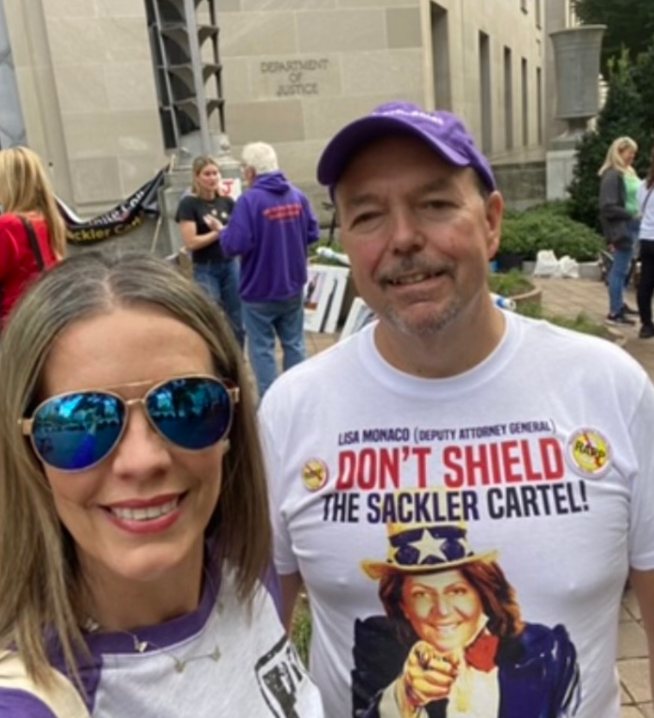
0, 566, 323, 717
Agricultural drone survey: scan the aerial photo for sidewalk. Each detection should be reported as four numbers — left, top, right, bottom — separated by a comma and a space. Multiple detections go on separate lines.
303, 275, 652, 718
533, 276, 654, 379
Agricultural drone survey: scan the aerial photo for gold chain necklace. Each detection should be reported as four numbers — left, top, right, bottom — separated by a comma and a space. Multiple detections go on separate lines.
82, 616, 222, 674
82, 568, 224, 675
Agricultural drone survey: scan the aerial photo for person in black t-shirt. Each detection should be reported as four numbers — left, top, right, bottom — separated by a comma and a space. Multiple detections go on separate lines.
175, 156, 244, 346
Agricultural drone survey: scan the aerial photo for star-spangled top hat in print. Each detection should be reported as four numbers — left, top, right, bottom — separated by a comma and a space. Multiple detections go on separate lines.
361, 522, 497, 581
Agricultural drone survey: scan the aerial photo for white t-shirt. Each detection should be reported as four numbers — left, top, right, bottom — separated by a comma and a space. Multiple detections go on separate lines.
0, 568, 324, 717
260, 311, 654, 718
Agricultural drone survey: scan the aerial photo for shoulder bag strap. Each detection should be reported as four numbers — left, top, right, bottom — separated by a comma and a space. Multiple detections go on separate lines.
17, 216, 45, 273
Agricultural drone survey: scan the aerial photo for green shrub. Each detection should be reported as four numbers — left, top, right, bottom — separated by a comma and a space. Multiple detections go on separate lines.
514, 301, 543, 318
515, 301, 613, 339
291, 596, 312, 666
311, 203, 604, 265
488, 269, 534, 297
499, 204, 604, 261
546, 312, 614, 338
488, 272, 614, 339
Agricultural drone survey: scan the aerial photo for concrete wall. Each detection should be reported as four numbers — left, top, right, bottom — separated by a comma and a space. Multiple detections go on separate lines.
421, 0, 546, 164
220, 0, 425, 189
493, 160, 546, 211
219, 0, 548, 206
2, 0, 557, 219
4, 0, 167, 214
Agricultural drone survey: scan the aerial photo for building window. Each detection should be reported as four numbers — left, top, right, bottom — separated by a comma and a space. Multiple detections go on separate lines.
535, 0, 541, 27
565, 0, 580, 27
536, 67, 543, 145
430, 2, 452, 110
521, 58, 528, 146
536, 66, 543, 144
479, 32, 492, 154
521, 0, 528, 13
504, 48, 513, 151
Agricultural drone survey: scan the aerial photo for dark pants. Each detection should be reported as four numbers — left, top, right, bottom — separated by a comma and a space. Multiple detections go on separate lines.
637, 240, 654, 327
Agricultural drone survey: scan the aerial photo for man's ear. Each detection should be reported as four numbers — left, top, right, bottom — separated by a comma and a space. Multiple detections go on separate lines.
485, 191, 504, 259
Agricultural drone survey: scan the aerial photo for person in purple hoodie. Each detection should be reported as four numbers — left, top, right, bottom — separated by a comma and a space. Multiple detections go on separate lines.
220, 142, 320, 399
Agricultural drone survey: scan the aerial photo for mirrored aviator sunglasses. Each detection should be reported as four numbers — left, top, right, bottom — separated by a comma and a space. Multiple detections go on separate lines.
20, 375, 239, 473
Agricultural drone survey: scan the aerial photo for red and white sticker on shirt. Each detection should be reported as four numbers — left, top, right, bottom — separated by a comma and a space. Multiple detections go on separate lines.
302, 459, 329, 492
566, 428, 612, 478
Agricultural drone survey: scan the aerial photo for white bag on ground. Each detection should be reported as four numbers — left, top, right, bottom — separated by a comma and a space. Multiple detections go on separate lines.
533, 249, 562, 277
533, 250, 579, 279
559, 255, 580, 279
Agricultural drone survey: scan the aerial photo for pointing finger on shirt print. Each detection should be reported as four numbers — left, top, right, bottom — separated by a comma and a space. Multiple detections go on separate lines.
396, 640, 457, 714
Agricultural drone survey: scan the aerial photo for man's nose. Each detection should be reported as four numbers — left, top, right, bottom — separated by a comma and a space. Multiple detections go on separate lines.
388, 207, 425, 253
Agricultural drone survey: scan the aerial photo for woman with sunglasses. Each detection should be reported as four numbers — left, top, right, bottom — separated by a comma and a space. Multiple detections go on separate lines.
0, 252, 323, 717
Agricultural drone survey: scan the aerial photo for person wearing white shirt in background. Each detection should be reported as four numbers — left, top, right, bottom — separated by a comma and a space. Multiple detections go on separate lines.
637, 147, 654, 339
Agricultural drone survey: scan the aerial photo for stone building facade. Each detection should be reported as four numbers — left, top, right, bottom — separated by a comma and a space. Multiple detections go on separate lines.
0, 0, 573, 216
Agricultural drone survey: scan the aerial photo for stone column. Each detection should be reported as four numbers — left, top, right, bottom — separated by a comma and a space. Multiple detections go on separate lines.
0, 0, 25, 147
546, 25, 606, 200
153, 0, 240, 257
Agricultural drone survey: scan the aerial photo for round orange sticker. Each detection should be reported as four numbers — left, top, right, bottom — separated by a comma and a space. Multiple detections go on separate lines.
302, 459, 329, 491
566, 428, 611, 478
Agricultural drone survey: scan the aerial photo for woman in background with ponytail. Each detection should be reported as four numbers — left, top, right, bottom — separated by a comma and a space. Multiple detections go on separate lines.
598, 137, 640, 326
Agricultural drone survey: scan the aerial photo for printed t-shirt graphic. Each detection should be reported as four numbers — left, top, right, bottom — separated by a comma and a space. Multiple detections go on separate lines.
260, 314, 654, 718
352, 518, 580, 718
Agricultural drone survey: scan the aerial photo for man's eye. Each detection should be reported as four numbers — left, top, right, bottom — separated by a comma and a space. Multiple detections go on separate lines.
423, 199, 452, 211
350, 212, 380, 227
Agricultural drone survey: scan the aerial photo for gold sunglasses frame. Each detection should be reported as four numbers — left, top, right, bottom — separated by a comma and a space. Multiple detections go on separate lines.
20, 374, 239, 472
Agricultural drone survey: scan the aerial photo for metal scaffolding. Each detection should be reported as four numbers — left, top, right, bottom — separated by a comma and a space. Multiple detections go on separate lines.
145, 0, 225, 156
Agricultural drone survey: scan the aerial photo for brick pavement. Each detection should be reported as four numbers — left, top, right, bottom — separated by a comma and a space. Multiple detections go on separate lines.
533, 276, 654, 379
301, 275, 652, 717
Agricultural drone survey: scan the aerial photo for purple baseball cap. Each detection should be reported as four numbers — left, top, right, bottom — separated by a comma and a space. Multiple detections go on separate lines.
317, 101, 496, 192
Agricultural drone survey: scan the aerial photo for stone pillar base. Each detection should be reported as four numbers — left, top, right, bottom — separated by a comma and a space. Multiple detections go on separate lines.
546, 148, 578, 201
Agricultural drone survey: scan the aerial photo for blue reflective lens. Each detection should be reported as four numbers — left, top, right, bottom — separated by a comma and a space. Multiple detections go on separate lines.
31, 392, 124, 471
147, 377, 232, 450
29, 377, 233, 472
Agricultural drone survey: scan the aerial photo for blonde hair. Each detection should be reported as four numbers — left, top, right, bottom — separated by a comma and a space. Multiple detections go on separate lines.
190, 155, 220, 196
0, 252, 271, 688
0, 146, 67, 257
598, 136, 638, 177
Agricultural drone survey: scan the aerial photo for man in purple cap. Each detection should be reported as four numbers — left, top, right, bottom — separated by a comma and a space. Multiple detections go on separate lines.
259, 102, 654, 718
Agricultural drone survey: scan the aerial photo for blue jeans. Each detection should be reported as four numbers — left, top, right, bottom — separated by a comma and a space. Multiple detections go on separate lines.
193, 260, 244, 347
242, 294, 306, 399
608, 245, 634, 316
